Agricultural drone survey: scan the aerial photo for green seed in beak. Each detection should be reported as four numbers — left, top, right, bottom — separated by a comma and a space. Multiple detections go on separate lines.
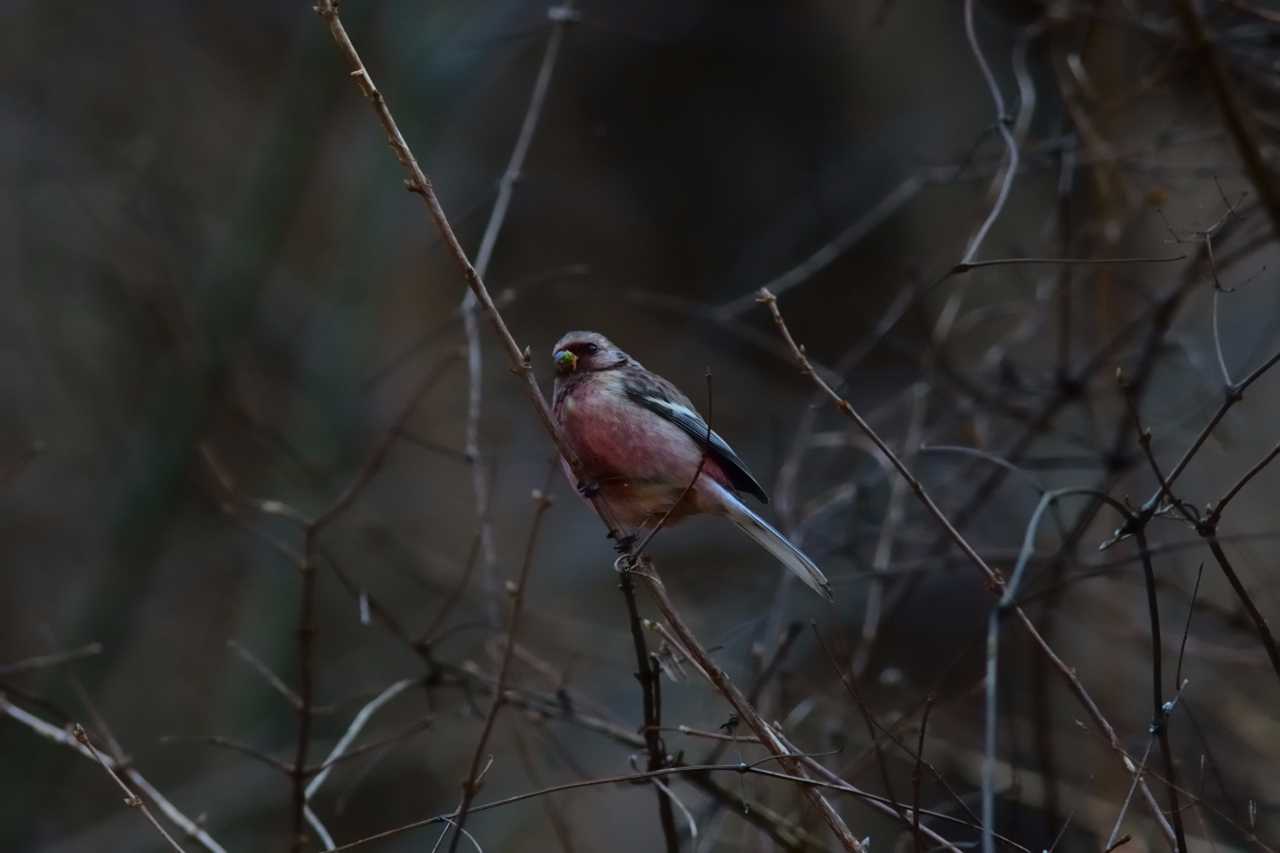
555, 350, 578, 371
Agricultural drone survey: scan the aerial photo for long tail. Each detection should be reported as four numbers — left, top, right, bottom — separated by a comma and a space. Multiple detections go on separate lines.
705, 480, 833, 602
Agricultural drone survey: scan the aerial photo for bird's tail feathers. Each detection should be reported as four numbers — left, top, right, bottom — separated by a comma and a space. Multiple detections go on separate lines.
706, 481, 833, 602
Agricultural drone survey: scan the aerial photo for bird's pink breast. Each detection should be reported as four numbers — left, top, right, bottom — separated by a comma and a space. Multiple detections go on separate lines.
558, 374, 733, 526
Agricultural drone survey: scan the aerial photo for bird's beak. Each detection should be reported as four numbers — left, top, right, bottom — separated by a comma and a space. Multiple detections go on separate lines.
554, 349, 578, 373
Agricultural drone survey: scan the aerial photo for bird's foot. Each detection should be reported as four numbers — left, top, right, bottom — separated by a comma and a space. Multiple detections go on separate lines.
576, 479, 601, 499
609, 532, 637, 556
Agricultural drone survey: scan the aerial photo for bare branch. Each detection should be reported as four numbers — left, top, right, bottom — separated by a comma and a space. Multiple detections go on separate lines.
73, 724, 188, 853
0, 642, 102, 677
961, 0, 1020, 264
446, 484, 555, 852
0, 697, 227, 853
1171, 0, 1280, 234
759, 289, 1180, 851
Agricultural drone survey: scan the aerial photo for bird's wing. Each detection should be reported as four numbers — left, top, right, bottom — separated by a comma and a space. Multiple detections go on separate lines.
622, 370, 769, 504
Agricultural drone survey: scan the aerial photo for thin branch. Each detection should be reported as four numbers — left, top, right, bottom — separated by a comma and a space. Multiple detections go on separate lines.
313, 0, 623, 541
1175, 564, 1204, 692
618, 575, 679, 852
160, 734, 293, 776
330, 755, 980, 853
812, 623, 905, 825
1171, 0, 1280, 234
1134, 527, 1190, 853
632, 561, 866, 852
447, 485, 554, 852
1208, 438, 1280, 525
513, 724, 578, 853
308, 716, 432, 777
911, 696, 934, 853
291, 532, 320, 852
327, 574, 823, 852
0, 642, 102, 677
953, 253, 1187, 272
73, 724, 187, 853
961, 0, 1020, 264
462, 4, 575, 626
307, 678, 414, 801
420, 534, 484, 647
1106, 739, 1156, 852
227, 640, 303, 711
759, 289, 1179, 850
0, 696, 227, 853
716, 174, 926, 318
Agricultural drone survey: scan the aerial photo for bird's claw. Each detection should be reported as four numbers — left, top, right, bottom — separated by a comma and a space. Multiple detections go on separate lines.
577, 479, 601, 498
610, 533, 637, 556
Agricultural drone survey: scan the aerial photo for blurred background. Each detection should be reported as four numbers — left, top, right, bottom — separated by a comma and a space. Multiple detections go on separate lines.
4, 1, 1280, 850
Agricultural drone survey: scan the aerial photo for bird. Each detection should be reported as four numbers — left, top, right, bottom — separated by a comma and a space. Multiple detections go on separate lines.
550, 330, 832, 601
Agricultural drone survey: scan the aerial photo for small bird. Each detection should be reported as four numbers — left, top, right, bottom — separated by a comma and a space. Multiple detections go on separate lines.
551, 330, 832, 601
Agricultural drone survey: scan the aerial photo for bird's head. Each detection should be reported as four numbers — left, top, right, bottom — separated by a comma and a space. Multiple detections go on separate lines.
552, 331, 627, 375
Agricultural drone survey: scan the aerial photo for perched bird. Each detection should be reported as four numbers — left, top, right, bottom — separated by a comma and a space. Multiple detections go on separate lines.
551, 330, 832, 601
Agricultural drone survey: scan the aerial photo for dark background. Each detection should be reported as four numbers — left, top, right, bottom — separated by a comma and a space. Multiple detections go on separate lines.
4, 1, 1280, 851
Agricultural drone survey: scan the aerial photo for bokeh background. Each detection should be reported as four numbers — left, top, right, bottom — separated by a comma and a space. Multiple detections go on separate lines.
4, 1, 1280, 851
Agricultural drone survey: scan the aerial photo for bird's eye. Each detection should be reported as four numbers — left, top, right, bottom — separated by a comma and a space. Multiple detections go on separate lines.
585, 343, 600, 355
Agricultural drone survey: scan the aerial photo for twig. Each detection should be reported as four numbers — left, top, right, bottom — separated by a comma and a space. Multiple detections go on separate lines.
73, 723, 187, 853
420, 535, 484, 647
1111, 339, 1280, 684
308, 716, 433, 776
0, 641, 102, 677
982, 487, 1119, 853
306, 805, 336, 851
307, 678, 414, 802
716, 175, 925, 318
160, 734, 293, 776
292, 530, 320, 852
853, 381, 926, 675
1106, 740, 1156, 852
513, 724, 578, 853
0, 697, 227, 852
446, 485, 554, 852
961, 0, 1020, 264
911, 696, 934, 853
758, 289, 1179, 850
619, 566, 680, 852
227, 640, 303, 711
312, 0, 623, 540
462, 3, 575, 627
668, 725, 762, 744
330, 754, 980, 853
632, 562, 866, 852
322, 572, 824, 852
812, 623, 905, 825
1175, 564, 1204, 692
205, 351, 457, 851
1134, 528, 1190, 853
1171, 0, 1280, 234
772, 730, 981, 853
953, 253, 1187, 272
1207, 438, 1280, 525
